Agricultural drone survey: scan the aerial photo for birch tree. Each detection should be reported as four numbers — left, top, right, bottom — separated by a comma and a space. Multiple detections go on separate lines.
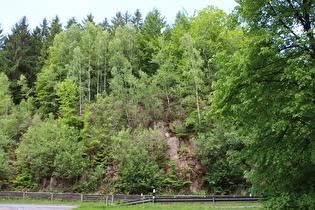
67, 47, 86, 114
180, 33, 204, 129
0, 73, 13, 116
80, 22, 99, 101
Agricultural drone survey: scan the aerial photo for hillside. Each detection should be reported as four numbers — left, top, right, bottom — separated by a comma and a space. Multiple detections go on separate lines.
0, 6, 247, 194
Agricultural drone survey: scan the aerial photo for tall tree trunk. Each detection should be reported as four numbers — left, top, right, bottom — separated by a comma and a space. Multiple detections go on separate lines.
88, 55, 91, 101
104, 53, 107, 94
194, 77, 201, 125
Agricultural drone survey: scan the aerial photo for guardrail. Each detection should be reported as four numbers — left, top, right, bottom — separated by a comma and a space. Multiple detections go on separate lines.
0, 192, 108, 203
0, 192, 260, 206
124, 195, 260, 205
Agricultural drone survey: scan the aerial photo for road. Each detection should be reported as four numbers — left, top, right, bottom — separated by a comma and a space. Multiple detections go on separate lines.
0, 203, 78, 210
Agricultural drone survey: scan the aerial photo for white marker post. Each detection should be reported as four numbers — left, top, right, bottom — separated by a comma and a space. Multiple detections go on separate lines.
152, 189, 156, 206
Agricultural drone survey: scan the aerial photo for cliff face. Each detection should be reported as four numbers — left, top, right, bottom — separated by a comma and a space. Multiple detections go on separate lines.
154, 121, 207, 193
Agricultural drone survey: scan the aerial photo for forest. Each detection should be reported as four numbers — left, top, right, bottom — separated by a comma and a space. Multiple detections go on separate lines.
1, 0, 315, 208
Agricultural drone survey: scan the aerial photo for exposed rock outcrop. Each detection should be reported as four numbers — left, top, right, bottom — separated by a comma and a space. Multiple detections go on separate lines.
152, 121, 207, 193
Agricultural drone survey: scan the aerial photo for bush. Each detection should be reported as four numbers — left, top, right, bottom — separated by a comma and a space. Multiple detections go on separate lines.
111, 128, 169, 194
14, 170, 35, 189
0, 149, 10, 189
264, 193, 315, 209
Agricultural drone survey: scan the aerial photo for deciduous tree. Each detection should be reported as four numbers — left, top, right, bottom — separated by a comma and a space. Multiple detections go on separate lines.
211, 0, 315, 208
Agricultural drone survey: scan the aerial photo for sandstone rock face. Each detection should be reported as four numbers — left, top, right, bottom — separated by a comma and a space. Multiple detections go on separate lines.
49, 174, 57, 192
154, 121, 207, 193
166, 137, 180, 161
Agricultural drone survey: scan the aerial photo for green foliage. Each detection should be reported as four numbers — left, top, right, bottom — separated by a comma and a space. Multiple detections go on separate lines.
164, 164, 192, 190
263, 193, 315, 210
111, 129, 168, 194
141, 8, 167, 75
55, 78, 78, 115
0, 6, 253, 195
1, 16, 42, 104
53, 124, 86, 181
55, 78, 82, 128
14, 169, 35, 189
16, 115, 87, 187
34, 68, 59, 117
210, 0, 315, 207
0, 148, 10, 189
142, 8, 166, 36
189, 6, 228, 62
0, 95, 34, 155
195, 124, 248, 194
75, 165, 104, 193
0, 72, 13, 115
79, 105, 113, 169
179, 33, 205, 131
113, 153, 165, 194
169, 120, 187, 138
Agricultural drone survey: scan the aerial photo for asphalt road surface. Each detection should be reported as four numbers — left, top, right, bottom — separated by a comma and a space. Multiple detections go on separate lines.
0, 203, 78, 210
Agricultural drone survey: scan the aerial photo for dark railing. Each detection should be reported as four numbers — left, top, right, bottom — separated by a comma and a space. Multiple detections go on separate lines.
0, 191, 260, 206
124, 195, 260, 205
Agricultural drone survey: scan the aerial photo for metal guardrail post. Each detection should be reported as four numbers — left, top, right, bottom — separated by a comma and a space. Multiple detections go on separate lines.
105, 196, 108, 206
212, 196, 215, 207
152, 189, 155, 206
51, 193, 54, 202
80, 194, 83, 202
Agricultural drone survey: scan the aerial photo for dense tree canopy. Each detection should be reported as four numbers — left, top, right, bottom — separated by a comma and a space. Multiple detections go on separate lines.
0, 5, 249, 195
211, 0, 315, 208
2, 2, 313, 207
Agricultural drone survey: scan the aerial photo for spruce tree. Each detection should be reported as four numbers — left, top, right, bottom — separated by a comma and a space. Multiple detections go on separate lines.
140, 9, 167, 75
2, 16, 38, 103
132, 9, 143, 32
66, 17, 80, 29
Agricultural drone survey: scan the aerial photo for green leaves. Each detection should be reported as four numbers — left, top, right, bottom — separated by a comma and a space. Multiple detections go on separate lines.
16, 115, 87, 186
111, 129, 168, 194
211, 0, 315, 207
196, 124, 248, 194
0, 6, 256, 194
0, 73, 13, 115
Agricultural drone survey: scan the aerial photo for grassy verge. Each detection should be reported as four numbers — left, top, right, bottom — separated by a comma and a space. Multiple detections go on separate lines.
75, 202, 262, 210
0, 199, 262, 209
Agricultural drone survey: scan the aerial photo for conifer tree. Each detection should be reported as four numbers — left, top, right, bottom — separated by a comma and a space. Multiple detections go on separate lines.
83, 13, 95, 25
49, 15, 63, 38
123, 11, 132, 25
2, 16, 38, 103
0, 24, 5, 72
99, 18, 111, 31
132, 9, 143, 31
111, 12, 125, 31
0, 24, 4, 49
66, 17, 80, 29
141, 9, 167, 75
